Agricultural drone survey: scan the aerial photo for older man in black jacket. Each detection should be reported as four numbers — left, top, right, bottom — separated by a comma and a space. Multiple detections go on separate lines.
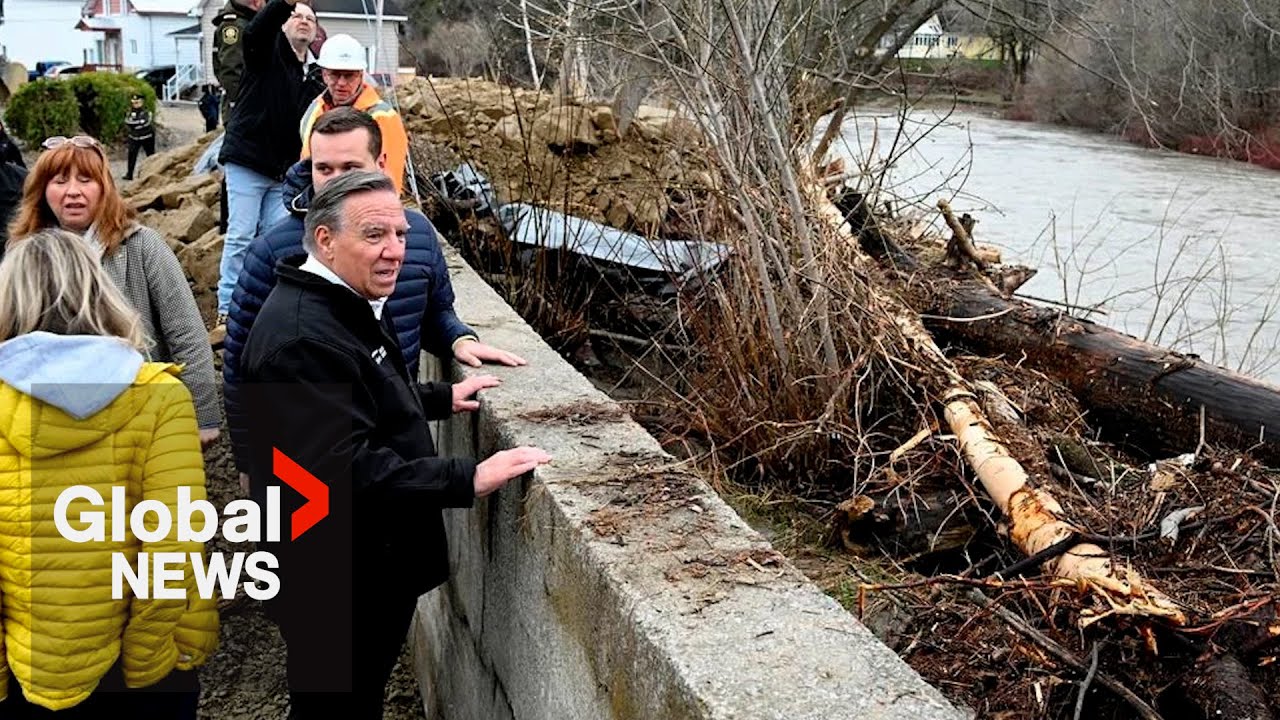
215, 0, 321, 339
240, 171, 550, 718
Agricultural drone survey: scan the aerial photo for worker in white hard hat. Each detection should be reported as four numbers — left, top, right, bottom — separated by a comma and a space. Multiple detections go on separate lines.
298, 33, 410, 194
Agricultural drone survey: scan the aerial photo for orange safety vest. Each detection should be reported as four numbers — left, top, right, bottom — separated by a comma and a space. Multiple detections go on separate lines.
299, 83, 409, 195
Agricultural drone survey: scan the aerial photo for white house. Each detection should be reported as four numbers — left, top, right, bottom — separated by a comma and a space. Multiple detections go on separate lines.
875, 14, 998, 61
194, 0, 407, 87
76, 0, 202, 71
0, 0, 97, 70
877, 15, 957, 59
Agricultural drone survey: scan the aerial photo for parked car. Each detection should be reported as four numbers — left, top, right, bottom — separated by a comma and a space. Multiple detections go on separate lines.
29, 61, 71, 81
135, 65, 176, 97
45, 65, 83, 80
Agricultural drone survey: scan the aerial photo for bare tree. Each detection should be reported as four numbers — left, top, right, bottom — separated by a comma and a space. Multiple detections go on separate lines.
427, 19, 494, 77
979, 0, 1280, 155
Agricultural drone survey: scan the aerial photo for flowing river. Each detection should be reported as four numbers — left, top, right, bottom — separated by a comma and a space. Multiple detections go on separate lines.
834, 107, 1280, 383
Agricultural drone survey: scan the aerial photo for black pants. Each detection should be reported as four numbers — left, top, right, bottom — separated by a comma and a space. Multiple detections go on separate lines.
276, 591, 419, 719
218, 177, 228, 234
125, 136, 155, 180
0, 664, 199, 719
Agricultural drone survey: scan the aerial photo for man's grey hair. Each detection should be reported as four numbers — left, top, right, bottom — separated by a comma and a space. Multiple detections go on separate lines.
303, 171, 397, 254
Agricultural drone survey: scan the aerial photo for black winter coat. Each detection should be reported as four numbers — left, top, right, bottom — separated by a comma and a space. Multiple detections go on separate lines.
0, 161, 27, 252
124, 108, 154, 142
0, 137, 24, 168
240, 257, 476, 620
218, 0, 320, 180
222, 159, 476, 473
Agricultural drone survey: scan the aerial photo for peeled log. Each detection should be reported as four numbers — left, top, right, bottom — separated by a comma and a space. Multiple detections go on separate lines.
809, 177, 1184, 624
943, 390, 1184, 625
927, 283, 1280, 464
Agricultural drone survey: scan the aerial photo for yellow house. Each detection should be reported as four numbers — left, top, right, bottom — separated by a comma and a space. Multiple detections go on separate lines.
950, 34, 1000, 61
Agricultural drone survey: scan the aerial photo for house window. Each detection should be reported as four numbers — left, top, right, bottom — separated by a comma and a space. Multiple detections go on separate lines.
947, 36, 958, 48
130, 39, 137, 54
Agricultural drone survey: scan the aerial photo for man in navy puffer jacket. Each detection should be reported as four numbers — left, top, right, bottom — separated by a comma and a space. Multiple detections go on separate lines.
224, 107, 525, 475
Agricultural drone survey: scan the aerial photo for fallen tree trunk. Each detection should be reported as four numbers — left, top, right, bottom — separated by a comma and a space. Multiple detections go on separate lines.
809, 177, 1186, 625
834, 195, 1280, 464
925, 282, 1280, 464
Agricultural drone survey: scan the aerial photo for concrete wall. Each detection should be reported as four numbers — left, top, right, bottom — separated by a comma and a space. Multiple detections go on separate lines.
197, 0, 217, 85
412, 243, 969, 720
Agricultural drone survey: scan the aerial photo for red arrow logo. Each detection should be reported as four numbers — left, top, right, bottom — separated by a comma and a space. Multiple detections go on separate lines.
273, 448, 329, 540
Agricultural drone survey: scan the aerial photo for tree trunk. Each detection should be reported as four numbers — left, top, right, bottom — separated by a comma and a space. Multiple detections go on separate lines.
1178, 652, 1275, 720
924, 281, 1280, 464
809, 177, 1185, 625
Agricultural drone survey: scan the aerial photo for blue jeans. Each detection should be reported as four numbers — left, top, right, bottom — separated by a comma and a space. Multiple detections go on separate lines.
219, 162, 289, 315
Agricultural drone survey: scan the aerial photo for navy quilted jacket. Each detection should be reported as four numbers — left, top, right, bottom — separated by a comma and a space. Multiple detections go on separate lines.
223, 159, 475, 471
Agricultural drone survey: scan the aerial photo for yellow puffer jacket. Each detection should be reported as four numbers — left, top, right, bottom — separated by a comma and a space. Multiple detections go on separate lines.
0, 360, 219, 710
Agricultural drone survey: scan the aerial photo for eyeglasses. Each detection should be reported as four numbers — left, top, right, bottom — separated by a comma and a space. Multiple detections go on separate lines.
290, 12, 315, 21
42, 135, 105, 153
41, 135, 107, 162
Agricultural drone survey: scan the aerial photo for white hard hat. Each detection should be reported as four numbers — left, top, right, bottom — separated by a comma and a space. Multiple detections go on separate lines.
317, 34, 366, 71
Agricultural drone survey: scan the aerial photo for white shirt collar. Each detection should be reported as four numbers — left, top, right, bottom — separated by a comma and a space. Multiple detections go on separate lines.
299, 253, 388, 320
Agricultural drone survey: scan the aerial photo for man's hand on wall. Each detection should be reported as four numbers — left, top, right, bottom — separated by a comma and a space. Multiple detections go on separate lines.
453, 339, 527, 368
473, 447, 553, 497
451, 374, 501, 413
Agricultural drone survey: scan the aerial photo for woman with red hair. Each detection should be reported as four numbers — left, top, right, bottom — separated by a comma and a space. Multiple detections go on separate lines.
6, 136, 221, 444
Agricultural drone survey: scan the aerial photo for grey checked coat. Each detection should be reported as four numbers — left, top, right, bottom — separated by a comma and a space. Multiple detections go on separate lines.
103, 225, 220, 429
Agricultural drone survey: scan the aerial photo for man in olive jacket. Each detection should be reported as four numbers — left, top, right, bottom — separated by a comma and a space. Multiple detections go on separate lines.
211, 0, 259, 260
240, 171, 549, 717
211, 0, 261, 122
215, 0, 320, 334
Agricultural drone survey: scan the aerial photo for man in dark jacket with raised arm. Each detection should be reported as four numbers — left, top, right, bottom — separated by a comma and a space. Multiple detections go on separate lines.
215, 0, 321, 340
223, 107, 526, 483
239, 170, 550, 717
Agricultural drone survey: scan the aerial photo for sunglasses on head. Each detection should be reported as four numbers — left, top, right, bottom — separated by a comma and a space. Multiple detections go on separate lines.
42, 135, 104, 152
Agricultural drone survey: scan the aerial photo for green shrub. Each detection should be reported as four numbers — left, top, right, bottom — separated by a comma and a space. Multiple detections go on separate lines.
4, 80, 80, 146
68, 72, 157, 143
1, 73, 156, 147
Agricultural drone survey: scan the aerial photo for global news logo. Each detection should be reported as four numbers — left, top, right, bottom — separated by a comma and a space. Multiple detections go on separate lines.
52, 449, 329, 601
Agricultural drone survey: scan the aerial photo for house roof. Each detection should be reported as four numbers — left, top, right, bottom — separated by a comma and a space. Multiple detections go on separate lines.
311, 0, 405, 18
192, 0, 406, 19
915, 14, 944, 36
76, 15, 123, 30
81, 0, 195, 14
130, 0, 197, 13
168, 21, 201, 34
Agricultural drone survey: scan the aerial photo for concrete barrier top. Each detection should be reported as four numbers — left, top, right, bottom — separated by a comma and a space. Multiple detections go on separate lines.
415, 243, 969, 720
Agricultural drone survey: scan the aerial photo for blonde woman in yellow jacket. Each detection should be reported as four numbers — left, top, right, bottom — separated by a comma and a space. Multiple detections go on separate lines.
0, 229, 218, 717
